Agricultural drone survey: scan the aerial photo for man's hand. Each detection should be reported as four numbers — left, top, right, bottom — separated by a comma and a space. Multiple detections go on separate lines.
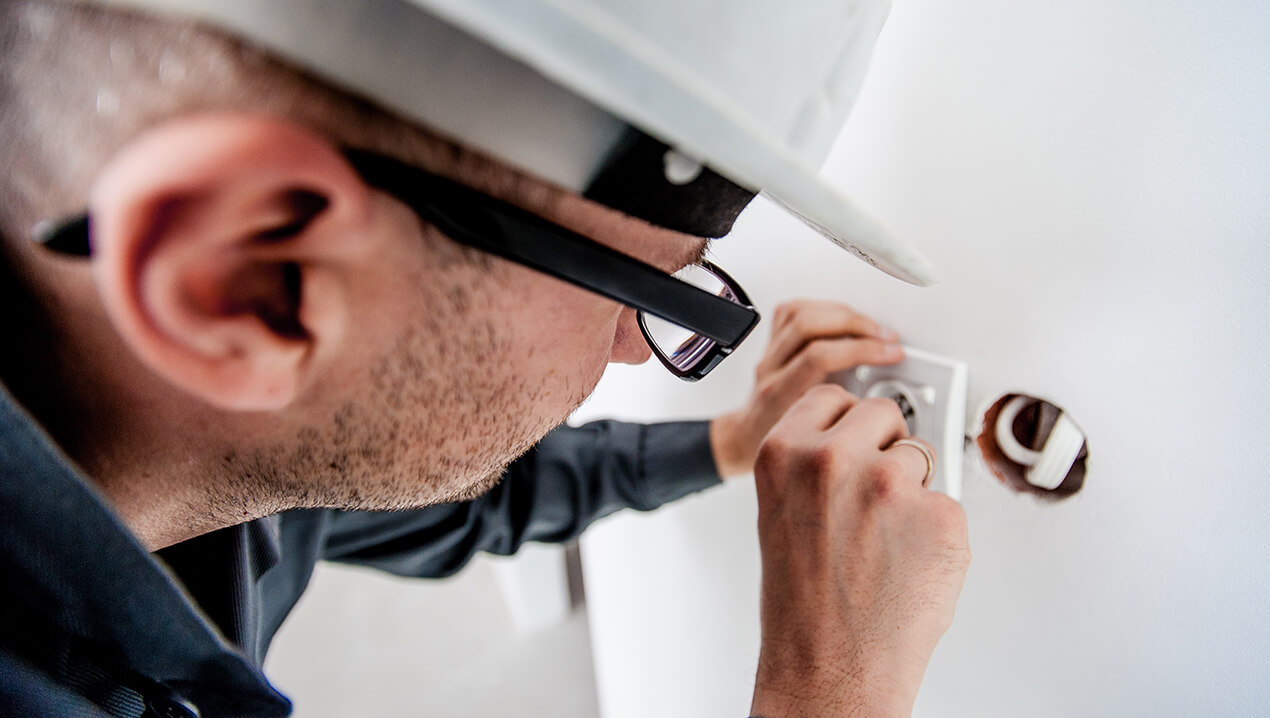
749, 385, 971, 717
711, 300, 904, 477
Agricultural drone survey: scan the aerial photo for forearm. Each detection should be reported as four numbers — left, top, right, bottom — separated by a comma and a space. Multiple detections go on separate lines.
322, 419, 722, 576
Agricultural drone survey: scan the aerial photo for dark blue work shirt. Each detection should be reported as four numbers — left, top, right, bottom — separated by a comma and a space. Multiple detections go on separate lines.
0, 385, 720, 717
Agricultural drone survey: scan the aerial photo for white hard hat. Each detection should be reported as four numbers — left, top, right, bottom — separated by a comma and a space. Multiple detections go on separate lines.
85, 0, 937, 285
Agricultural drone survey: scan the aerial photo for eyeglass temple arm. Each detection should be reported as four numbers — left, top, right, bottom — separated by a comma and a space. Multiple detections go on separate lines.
345, 151, 758, 347
32, 156, 760, 348
433, 203, 755, 346
33, 214, 92, 256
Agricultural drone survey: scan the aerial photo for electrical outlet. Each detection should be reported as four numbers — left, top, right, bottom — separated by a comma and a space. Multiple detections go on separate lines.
832, 347, 968, 499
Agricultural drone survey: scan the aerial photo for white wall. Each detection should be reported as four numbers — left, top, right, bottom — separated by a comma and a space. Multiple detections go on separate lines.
266, 555, 600, 717
577, 1, 1270, 716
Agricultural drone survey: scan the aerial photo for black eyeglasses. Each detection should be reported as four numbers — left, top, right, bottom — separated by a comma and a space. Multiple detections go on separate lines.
34, 148, 760, 381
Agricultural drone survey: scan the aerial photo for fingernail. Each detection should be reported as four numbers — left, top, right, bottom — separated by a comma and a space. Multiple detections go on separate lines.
884, 343, 903, 357
881, 327, 899, 341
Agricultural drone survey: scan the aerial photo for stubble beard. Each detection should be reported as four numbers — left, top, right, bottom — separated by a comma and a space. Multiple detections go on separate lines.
212, 295, 594, 520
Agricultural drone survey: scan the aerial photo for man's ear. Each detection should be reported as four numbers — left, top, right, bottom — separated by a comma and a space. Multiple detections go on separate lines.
89, 114, 373, 411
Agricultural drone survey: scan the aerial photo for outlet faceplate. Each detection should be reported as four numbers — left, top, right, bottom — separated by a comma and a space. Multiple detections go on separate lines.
832, 347, 968, 499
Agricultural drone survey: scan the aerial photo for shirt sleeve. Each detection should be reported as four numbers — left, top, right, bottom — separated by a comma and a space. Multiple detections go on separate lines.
318, 419, 722, 578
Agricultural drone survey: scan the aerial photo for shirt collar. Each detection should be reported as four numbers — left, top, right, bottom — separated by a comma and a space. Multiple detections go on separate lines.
0, 383, 289, 715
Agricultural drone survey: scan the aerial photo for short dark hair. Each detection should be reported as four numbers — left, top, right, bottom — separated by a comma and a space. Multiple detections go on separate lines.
0, 0, 558, 253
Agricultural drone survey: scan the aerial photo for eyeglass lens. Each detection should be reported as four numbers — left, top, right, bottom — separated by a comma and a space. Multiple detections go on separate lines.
639, 264, 739, 372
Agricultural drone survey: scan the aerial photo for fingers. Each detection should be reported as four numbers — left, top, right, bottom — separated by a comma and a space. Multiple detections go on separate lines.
835, 396, 914, 450
763, 300, 900, 372
713, 300, 907, 479
834, 400, 936, 491
762, 390, 935, 493
767, 384, 860, 439
884, 438, 937, 488
760, 337, 902, 408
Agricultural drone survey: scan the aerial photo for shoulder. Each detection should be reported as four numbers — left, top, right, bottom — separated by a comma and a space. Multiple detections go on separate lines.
0, 646, 113, 717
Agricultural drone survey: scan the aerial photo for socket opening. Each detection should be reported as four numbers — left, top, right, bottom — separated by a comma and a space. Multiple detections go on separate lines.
976, 393, 1088, 500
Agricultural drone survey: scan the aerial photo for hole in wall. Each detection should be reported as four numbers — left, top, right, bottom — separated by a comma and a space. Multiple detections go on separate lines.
976, 393, 1088, 500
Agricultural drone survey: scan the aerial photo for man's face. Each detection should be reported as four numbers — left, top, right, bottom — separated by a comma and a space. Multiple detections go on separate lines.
260, 164, 709, 511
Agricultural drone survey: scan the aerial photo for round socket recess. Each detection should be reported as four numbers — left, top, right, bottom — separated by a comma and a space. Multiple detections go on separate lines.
976, 393, 1088, 500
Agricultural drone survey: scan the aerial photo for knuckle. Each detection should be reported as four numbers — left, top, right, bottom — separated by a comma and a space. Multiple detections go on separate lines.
754, 377, 781, 404
772, 302, 797, 325
802, 343, 833, 373
754, 442, 791, 486
753, 444, 780, 478
863, 455, 908, 501
804, 441, 843, 478
869, 453, 909, 483
757, 432, 846, 493
799, 345, 841, 378
788, 313, 813, 338
753, 359, 773, 382
806, 382, 851, 403
756, 432, 795, 467
863, 473, 896, 505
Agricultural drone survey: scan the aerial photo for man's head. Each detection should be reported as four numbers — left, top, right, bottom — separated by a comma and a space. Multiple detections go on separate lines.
2, 1, 718, 546
1, 0, 913, 548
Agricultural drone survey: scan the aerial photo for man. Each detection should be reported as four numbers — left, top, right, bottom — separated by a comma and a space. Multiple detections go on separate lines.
0, 1, 970, 716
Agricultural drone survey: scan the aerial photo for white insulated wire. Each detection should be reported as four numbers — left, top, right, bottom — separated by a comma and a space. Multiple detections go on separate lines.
993, 396, 1083, 490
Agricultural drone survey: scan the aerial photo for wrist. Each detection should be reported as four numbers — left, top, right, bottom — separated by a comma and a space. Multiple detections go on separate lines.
751, 644, 915, 718
751, 679, 911, 718
709, 411, 752, 478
